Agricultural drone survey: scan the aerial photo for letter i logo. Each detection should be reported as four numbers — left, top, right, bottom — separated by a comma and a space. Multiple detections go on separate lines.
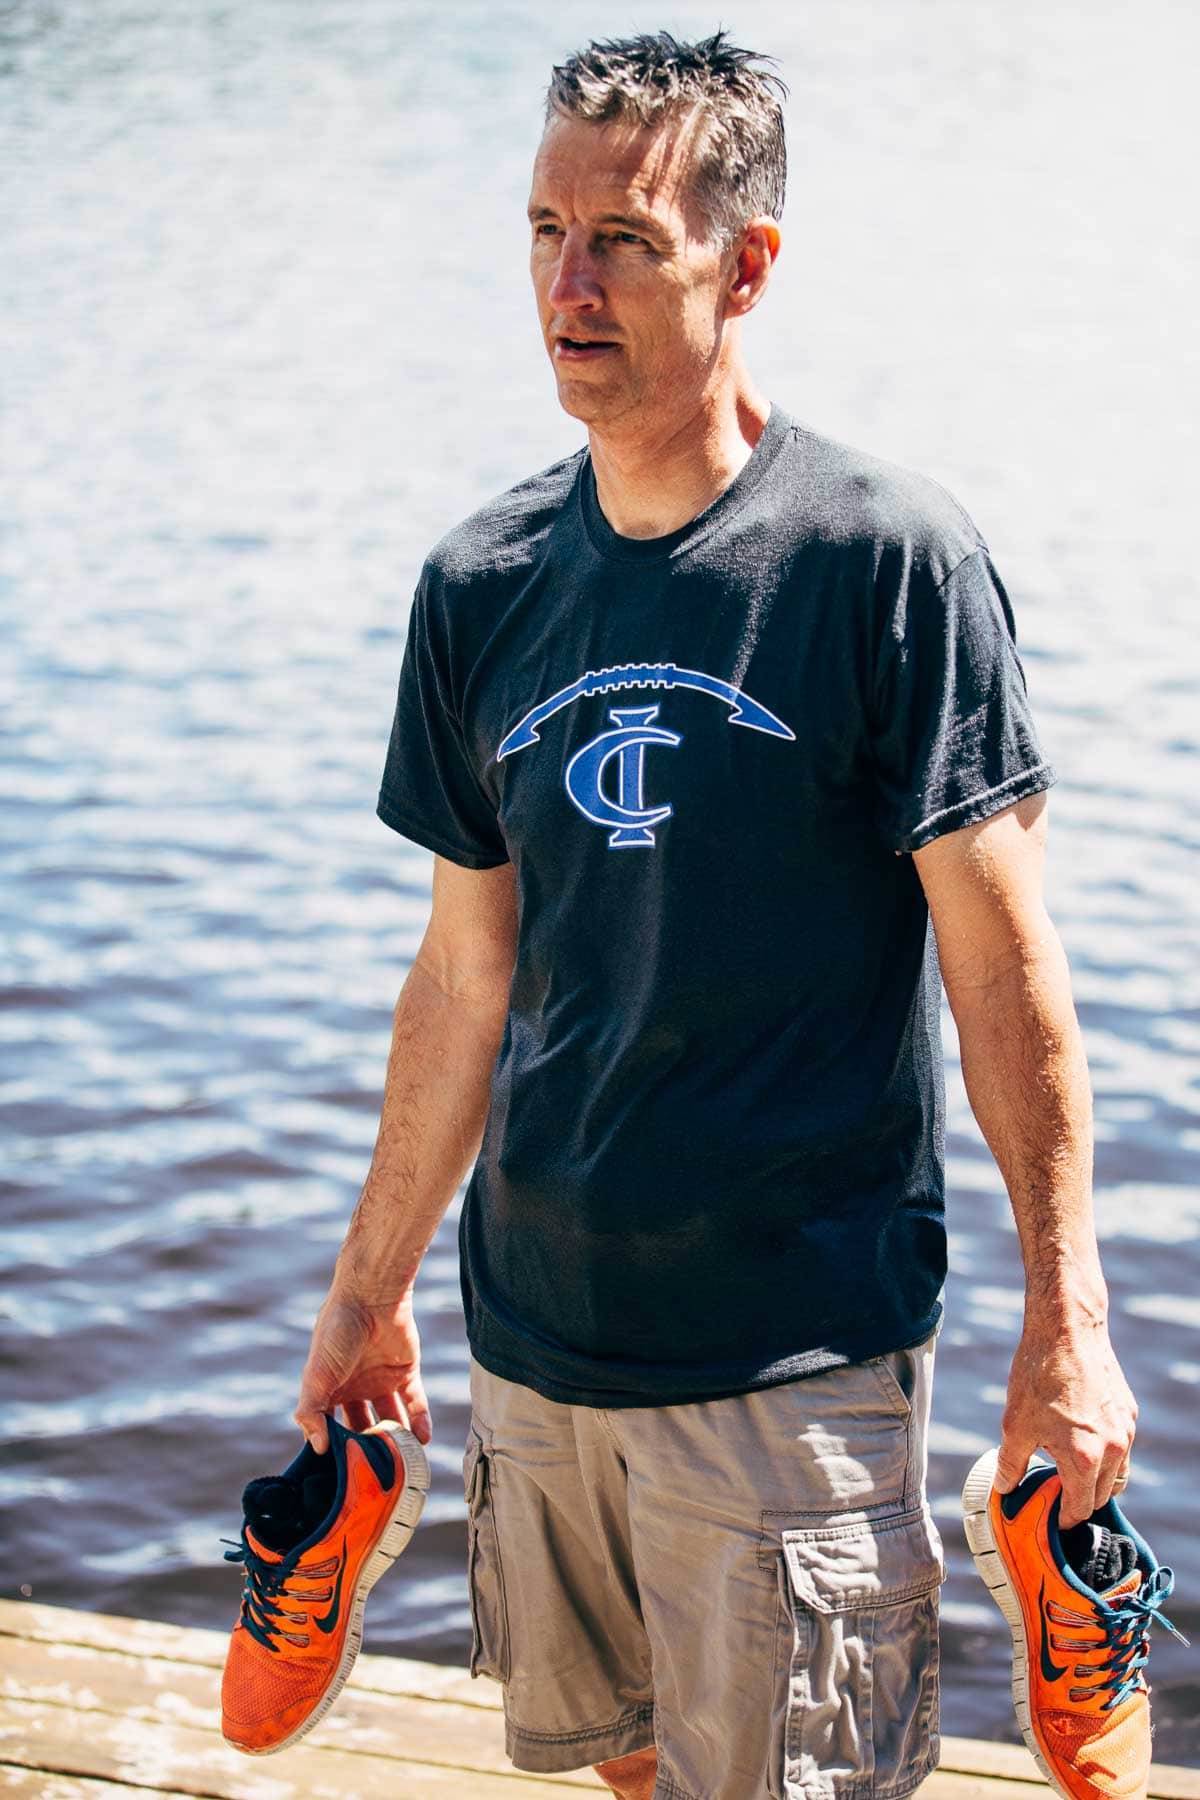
564, 705, 683, 848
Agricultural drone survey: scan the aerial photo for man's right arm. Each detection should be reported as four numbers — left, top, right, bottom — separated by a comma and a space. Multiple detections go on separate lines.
294, 854, 516, 1452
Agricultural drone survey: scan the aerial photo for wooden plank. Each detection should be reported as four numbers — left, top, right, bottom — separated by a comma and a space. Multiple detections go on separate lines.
0, 1632, 602, 1786
0, 1765, 1156, 1800
0, 1599, 499, 1711
915, 1774, 1044, 1800
2, 1603, 1196, 1798
0, 1769, 1051, 1800
938, 1735, 1043, 1782
0, 1770, 181, 1799
0, 1602, 228, 1670
1127, 1766, 1200, 1800
0, 1697, 597, 1798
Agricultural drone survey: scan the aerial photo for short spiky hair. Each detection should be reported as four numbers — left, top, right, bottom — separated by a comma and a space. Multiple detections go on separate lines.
545, 29, 788, 248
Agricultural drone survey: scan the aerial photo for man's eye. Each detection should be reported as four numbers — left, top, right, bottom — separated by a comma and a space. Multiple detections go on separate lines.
612, 232, 644, 245
532, 222, 560, 237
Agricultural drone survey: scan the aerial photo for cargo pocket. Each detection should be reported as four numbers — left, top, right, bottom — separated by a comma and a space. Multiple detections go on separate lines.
863, 1346, 916, 1421
769, 1506, 944, 1800
462, 1424, 511, 1683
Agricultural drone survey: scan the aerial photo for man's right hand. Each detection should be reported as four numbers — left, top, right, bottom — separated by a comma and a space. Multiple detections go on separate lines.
294, 1287, 432, 1455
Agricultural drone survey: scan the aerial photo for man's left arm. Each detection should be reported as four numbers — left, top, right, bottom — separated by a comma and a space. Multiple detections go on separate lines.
913, 791, 1137, 1529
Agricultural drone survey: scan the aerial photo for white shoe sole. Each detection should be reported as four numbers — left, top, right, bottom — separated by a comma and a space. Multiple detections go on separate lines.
961, 1446, 1064, 1797
229, 1423, 431, 1756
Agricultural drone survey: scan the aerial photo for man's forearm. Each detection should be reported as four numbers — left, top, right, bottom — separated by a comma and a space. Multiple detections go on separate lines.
949, 928, 1106, 1328
332, 954, 507, 1302
918, 805, 1135, 1517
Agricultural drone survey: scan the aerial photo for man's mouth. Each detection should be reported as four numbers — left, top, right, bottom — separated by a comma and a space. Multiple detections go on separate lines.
555, 336, 619, 358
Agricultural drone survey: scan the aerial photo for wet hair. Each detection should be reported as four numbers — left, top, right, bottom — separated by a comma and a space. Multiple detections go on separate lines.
544, 28, 788, 247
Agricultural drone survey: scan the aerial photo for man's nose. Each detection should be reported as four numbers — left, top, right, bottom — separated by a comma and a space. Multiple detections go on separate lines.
546, 227, 603, 312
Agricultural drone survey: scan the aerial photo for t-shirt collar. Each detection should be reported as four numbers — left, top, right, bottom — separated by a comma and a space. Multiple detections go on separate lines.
577, 403, 791, 564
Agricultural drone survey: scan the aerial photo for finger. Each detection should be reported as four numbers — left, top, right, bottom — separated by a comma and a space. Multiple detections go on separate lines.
1058, 1451, 1102, 1531
401, 1375, 433, 1446
291, 1382, 329, 1454
994, 1432, 1038, 1494
343, 1398, 374, 1433
1096, 1442, 1132, 1510
295, 1390, 332, 1456
370, 1390, 408, 1431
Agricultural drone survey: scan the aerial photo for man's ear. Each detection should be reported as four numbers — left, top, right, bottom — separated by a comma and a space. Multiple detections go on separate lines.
726, 219, 781, 317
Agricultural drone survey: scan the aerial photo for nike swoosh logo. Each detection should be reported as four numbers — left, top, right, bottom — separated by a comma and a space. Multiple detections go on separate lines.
313, 1537, 347, 1635
1039, 1578, 1068, 1681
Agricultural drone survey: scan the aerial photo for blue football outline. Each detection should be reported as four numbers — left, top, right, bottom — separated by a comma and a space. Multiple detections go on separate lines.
495, 661, 795, 762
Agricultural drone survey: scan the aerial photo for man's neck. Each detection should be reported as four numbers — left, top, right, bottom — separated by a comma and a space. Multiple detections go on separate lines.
587, 383, 772, 541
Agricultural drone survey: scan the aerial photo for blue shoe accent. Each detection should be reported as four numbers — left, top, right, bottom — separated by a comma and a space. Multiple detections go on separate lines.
1000, 1462, 1057, 1520
352, 1426, 397, 1493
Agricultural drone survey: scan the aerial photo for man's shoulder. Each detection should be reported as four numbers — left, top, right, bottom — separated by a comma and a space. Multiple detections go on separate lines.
424, 446, 586, 591
783, 414, 987, 582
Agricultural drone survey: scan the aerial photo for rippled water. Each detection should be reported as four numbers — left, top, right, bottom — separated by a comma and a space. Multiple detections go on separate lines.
3, 0, 1198, 1764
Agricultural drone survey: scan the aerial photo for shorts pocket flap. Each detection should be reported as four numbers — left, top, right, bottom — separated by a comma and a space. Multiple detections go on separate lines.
781, 1506, 945, 1614
462, 1426, 485, 1507
460, 1424, 509, 1683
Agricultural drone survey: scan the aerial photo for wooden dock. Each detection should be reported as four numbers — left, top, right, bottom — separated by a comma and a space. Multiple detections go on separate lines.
2, 1599, 1196, 1799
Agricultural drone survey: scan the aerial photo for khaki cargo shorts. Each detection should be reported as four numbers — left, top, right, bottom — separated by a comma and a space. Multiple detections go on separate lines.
462, 1326, 945, 1800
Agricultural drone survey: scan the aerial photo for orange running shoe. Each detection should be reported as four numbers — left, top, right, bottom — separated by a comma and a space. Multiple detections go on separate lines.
962, 1446, 1187, 1800
219, 1413, 429, 1754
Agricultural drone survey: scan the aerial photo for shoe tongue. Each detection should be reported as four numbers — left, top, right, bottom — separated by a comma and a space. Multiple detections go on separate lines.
242, 1472, 330, 1556
1067, 1521, 1141, 1597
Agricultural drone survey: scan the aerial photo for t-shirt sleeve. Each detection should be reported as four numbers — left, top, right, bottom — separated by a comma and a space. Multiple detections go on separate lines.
376, 575, 510, 869
870, 544, 1057, 853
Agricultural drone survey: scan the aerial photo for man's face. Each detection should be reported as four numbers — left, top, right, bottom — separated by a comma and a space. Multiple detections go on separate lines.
528, 112, 733, 428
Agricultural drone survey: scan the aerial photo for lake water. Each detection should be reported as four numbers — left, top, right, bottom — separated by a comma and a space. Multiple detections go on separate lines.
2, 0, 1198, 1765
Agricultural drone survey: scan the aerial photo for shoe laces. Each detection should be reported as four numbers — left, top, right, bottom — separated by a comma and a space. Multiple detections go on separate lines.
1049, 1565, 1189, 1708
220, 1529, 337, 1653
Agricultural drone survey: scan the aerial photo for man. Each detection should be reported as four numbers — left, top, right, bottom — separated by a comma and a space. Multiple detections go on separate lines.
294, 31, 1136, 1800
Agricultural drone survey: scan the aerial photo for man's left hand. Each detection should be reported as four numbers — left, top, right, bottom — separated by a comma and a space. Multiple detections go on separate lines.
993, 1321, 1137, 1529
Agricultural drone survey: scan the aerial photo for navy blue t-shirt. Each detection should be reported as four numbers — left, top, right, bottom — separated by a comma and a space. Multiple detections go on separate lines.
377, 404, 1056, 1406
